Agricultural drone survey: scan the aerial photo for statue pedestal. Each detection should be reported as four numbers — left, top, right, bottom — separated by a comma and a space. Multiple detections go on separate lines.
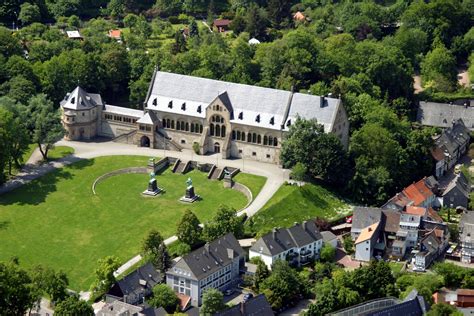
180, 185, 200, 203
142, 178, 164, 197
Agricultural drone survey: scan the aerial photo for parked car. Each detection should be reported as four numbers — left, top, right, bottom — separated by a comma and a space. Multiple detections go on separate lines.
224, 289, 235, 296
243, 293, 254, 302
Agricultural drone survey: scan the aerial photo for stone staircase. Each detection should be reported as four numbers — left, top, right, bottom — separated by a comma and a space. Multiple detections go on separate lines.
155, 130, 182, 151
112, 130, 137, 144
174, 160, 189, 174
209, 167, 222, 180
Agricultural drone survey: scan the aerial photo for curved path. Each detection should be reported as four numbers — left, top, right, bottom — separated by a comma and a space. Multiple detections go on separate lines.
1, 139, 289, 297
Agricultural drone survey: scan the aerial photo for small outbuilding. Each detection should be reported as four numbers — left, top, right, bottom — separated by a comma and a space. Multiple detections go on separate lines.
213, 19, 231, 32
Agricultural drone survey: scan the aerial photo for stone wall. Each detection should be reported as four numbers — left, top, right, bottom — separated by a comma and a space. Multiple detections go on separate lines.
92, 167, 148, 194
232, 182, 253, 211
100, 120, 136, 138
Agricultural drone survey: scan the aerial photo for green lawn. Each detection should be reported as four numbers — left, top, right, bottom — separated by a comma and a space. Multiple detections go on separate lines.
47, 146, 75, 161
233, 173, 266, 198
246, 183, 352, 236
389, 262, 405, 276
0, 156, 247, 290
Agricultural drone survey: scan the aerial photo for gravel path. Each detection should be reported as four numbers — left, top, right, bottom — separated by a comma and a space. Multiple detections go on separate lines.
1, 139, 289, 291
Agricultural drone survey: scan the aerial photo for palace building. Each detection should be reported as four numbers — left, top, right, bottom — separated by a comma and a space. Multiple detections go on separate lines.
61, 70, 349, 164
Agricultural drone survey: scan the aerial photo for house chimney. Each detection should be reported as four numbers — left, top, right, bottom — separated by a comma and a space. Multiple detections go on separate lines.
320, 96, 325, 108
303, 221, 308, 231
227, 248, 234, 259
272, 228, 277, 240
204, 243, 209, 253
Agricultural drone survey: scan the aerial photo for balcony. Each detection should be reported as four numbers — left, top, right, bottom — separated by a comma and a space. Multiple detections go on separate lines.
300, 249, 312, 257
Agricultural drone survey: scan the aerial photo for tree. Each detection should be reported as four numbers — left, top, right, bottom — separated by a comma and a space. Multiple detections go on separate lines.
149, 284, 179, 313
19, 2, 41, 25
172, 30, 187, 54
260, 260, 305, 310
142, 230, 171, 279
281, 117, 349, 185
290, 162, 306, 181
54, 295, 94, 316
0, 261, 37, 315
351, 260, 397, 300
433, 262, 465, 288
267, 0, 291, 28
201, 289, 225, 315
27, 94, 65, 160
320, 244, 336, 263
421, 43, 458, 92
427, 303, 463, 316
176, 210, 202, 248
252, 257, 269, 291
245, 4, 268, 39
107, 0, 125, 20
343, 235, 354, 255
30, 266, 69, 304
202, 205, 244, 241
0, 27, 22, 57
90, 256, 121, 299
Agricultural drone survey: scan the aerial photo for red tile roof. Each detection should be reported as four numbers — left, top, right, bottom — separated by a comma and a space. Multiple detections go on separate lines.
293, 11, 306, 21
431, 147, 445, 161
213, 19, 231, 27
177, 293, 191, 311
405, 206, 427, 216
428, 207, 443, 222
402, 178, 434, 206
108, 29, 121, 39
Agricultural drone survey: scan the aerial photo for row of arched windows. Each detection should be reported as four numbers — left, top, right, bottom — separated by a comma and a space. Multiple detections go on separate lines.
210, 123, 226, 137
231, 130, 278, 147
162, 119, 203, 134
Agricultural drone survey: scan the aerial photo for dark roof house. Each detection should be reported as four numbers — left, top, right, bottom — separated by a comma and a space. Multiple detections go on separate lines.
442, 172, 470, 209
214, 294, 274, 316
106, 262, 161, 305
418, 100, 474, 130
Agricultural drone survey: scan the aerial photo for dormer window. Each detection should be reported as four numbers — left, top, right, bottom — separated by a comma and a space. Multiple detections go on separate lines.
168, 101, 173, 108
181, 102, 186, 111
256, 114, 260, 123
71, 97, 75, 104
152, 98, 157, 106
238, 112, 243, 120
270, 117, 275, 125
286, 119, 291, 127
197, 105, 202, 113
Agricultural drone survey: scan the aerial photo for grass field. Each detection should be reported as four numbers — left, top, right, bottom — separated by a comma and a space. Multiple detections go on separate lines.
46, 146, 75, 161
0, 156, 248, 290
233, 173, 267, 198
246, 182, 352, 236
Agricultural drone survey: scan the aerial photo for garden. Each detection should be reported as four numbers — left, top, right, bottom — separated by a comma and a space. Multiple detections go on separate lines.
0, 155, 263, 290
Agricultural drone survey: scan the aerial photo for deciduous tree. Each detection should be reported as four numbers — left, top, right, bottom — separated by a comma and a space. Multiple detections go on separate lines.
149, 284, 179, 313
201, 289, 225, 315
176, 210, 202, 248
142, 230, 171, 280
54, 295, 94, 315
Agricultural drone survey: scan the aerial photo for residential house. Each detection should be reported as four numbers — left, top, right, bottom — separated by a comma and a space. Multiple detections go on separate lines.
249, 221, 323, 269
417, 100, 474, 130
432, 119, 470, 176
442, 172, 470, 209
383, 177, 438, 211
106, 262, 160, 305
293, 11, 306, 21
331, 289, 429, 316
460, 211, 474, 263
433, 288, 474, 308
321, 231, 338, 248
351, 207, 382, 240
355, 222, 381, 262
166, 233, 245, 306
108, 29, 122, 42
96, 300, 167, 316
414, 230, 443, 271
66, 30, 82, 40
399, 212, 421, 248
213, 19, 231, 32
214, 294, 274, 316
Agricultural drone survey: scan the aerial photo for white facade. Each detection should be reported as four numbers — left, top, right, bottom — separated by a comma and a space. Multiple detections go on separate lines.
355, 239, 373, 262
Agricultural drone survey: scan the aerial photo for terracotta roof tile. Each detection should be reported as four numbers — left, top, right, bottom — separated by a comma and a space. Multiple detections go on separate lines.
355, 222, 379, 244
402, 178, 434, 206
406, 206, 427, 216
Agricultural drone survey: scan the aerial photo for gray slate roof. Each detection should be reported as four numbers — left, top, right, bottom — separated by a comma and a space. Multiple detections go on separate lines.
434, 119, 470, 158
168, 233, 244, 281
107, 262, 160, 301
60, 86, 103, 110
351, 207, 383, 232
461, 211, 474, 243
250, 221, 322, 256
418, 100, 474, 130
214, 294, 274, 316
443, 172, 470, 198
146, 71, 341, 132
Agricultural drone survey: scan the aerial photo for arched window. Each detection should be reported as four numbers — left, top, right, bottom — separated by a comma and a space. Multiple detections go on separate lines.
162, 119, 166, 128
185, 122, 189, 131
210, 123, 215, 136
199, 125, 203, 133
176, 121, 181, 130
191, 124, 195, 133
263, 136, 268, 145
221, 126, 226, 137
171, 120, 175, 129
232, 130, 236, 140
268, 136, 273, 146
252, 133, 257, 143
210, 115, 225, 138
180, 121, 185, 130
237, 131, 241, 140
257, 135, 262, 144
273, 137, 278, 146
247, 133, 251, 142
216, 124, 221, 137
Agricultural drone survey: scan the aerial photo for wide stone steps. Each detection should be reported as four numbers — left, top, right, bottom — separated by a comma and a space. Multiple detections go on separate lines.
210, 168, 222, 180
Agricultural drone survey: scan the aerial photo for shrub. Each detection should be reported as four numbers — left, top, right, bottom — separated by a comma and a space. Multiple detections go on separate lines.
193, 142, 200, 155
